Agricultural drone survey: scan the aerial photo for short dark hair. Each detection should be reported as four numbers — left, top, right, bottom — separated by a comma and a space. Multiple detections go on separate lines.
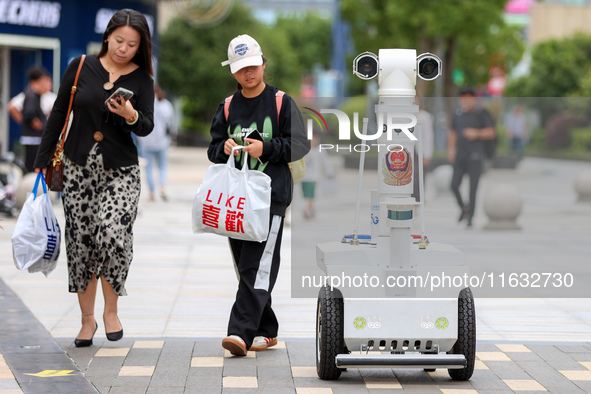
97, 9, 153, 75
27, 65, 50, 81
458, 86, 476, 96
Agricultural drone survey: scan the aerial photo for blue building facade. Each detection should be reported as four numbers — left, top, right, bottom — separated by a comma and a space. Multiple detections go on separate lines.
0, 0, 157, 154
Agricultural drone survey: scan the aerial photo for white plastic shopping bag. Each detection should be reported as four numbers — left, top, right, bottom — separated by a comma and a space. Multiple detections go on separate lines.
11, 172, 60, 276
192, 146, 271, 242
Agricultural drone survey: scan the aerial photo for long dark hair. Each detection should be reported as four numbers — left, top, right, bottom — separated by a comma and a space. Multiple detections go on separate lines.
97, 9, 153, 76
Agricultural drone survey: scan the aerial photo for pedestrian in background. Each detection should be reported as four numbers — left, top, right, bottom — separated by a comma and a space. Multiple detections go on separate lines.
8, 76, 57, 125
448, 87, 496, 227
139, 83, 176, 201
301, 133, 334, 219
34, 8, 154, 347
16, 66, 54, 172
208, 34, 310, 356
504, 104, 528, 161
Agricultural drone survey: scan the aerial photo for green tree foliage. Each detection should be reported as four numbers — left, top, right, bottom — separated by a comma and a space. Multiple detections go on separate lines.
505, 34, 591, 98
158, 3, 331, 136
158, 2, 261, 135
341, 0, 523, 97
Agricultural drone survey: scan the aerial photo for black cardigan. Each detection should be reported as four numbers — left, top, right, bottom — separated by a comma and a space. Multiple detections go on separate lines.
35, 55, 154, 169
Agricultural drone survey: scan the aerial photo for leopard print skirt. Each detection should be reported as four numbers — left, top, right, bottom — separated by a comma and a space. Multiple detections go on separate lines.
62, 144, 140, 296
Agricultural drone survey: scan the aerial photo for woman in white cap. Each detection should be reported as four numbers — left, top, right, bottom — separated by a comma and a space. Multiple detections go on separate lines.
207, 34, 310, 356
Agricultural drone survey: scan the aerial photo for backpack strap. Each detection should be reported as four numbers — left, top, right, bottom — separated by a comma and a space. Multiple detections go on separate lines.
275, 90, 284, 120
223, 95, 233, 121
223, 90, 284, 122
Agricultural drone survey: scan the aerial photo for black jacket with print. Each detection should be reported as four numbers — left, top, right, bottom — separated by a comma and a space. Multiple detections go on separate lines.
207, 84, 310, 216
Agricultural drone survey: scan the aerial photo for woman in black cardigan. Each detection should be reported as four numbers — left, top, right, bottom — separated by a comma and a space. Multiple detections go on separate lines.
34, 9, 154, 347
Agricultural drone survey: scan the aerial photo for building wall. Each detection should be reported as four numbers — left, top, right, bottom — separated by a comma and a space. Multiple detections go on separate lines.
529, 3, 591, 44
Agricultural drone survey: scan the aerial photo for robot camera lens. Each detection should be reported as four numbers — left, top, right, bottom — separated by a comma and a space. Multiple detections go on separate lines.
358, 57, 378, 78
353, 52, 379, 80
417, 57, 440, 81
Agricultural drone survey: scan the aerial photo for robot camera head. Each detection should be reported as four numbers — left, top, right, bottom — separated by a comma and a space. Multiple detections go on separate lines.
352, 51, 442, 82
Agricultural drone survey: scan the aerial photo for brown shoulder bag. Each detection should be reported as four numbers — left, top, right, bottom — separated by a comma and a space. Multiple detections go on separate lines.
46, 54, 86, 191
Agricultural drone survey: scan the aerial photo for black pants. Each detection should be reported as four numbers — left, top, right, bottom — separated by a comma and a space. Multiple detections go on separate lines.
451, 152, 483, 218
227, 215, 284, 349
24, 144, 40, 173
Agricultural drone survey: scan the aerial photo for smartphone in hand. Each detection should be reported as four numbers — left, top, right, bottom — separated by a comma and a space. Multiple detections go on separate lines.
245, 129, 264, 142
105, 87, 134, 106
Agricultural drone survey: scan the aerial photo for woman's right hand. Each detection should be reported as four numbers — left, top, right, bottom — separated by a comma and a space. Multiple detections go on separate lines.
34, 168, 47, 175
224, 138, 240, 156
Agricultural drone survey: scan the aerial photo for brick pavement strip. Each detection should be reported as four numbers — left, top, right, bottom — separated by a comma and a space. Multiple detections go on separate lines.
75, 339, 591, 392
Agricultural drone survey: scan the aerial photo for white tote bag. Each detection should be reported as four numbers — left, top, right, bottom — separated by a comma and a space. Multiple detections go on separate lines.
11, 172, 60, 276
192, 146, 271, 242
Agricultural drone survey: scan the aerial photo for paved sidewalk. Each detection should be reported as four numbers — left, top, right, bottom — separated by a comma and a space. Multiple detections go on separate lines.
1, 146, 591, 393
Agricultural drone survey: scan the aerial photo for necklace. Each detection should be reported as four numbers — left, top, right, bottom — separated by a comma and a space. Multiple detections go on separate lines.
102, 59, 125, 90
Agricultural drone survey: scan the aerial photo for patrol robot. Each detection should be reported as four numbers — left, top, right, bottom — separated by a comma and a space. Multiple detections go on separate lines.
315, 49, 476, 380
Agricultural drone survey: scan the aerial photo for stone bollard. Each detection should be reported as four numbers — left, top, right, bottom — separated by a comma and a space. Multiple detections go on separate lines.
574, 170, 591, 202
15, 173, 57, 208
432, 164, 453, 195
483, 184, 522, 230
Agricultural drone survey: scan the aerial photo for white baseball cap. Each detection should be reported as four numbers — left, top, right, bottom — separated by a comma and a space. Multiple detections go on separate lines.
221, 34, 264, 74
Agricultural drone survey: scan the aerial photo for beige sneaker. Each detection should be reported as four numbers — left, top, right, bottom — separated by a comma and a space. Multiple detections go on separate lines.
249, 336, 277, 351
222, 335, 247, 356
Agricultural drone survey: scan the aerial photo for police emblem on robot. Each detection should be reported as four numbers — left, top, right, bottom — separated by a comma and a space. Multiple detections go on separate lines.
382, 147, 413, 186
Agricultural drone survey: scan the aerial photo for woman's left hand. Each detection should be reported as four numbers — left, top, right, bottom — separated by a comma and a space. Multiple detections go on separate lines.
106, 97, 136, 120
243, 138, 263, 158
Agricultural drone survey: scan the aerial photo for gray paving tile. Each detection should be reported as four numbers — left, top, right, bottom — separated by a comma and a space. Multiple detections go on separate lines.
395, 385, 441, 393
150, 341, 192, 387
110, 376, 152, 387
184, 387, 221, 394
332, 386, 370, 394
293, 376, 362, 388
503, 351, 544, 362
556, 344, 591, 353
570, 352, 591, 362
515, 361, 584, 394
85, 356, 125, 378
469, 368, 513, 391
65, 345, 100, 372
146, 386, 185, 394
221, 389, 259, 394
257, 365, 293, 379
122, 348, 161, 367
285, 341, 316, 366
573, 381, 591, 392
256, 354, 291, 367
222, 362, 257, 377
192, 341, 224, 357
476, 343, 503, 352
87, 376, 116, 389
95, 386, 110, 394
186, 366, 222, 390
257, 375, 295, 388
258, 389, 296, 394
483, 360, 534, 380
109, 387, 148, 394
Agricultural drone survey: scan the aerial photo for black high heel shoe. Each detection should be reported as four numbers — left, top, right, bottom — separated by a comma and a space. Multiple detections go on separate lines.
106, 317, 123, 342
75, 314, 98, 348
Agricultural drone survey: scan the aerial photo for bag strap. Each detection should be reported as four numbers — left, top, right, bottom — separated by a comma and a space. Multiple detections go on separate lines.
224, 90, 284, 122
51, 54, 86, 165
32, 171, 47, 199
